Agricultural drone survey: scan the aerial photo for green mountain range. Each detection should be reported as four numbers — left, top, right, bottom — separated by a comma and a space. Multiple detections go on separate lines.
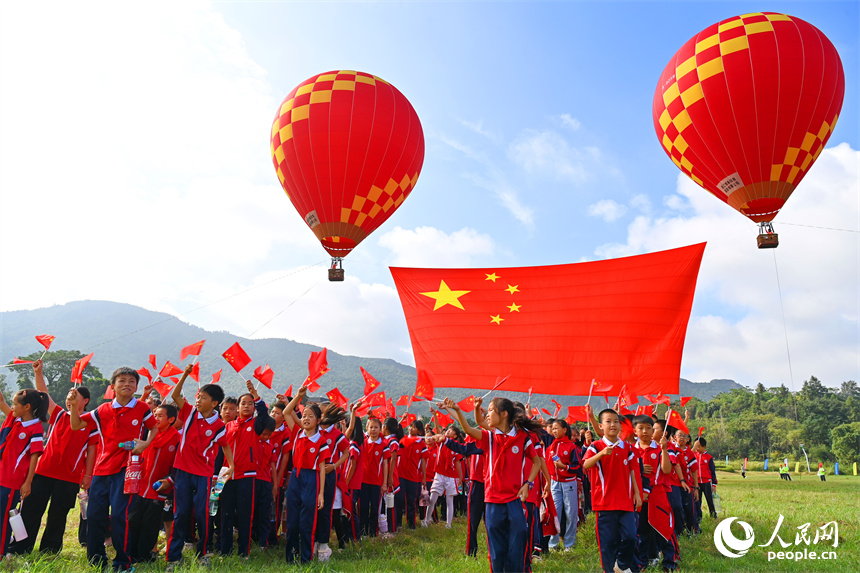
0, 301, 742, 414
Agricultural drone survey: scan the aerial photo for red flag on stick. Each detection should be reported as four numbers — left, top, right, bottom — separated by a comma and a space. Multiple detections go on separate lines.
433, 409, 453, 427
567, 406, 590, 423
149, 354, 157, 369
679, 396, 692, 407
326, 388, 348, 408
189, 363, 200, 383
253, 365, 274, 389
306, 379, 321, 393
458, 395, 476, 413
401, 413, 417, 428
180, 340, 206, 362
137, 367, 153, 382
285, 385, 293, 398
541, 408, 552, 416
386, 398, 396, 418
153, 379, 174, 399
305, 348, 330, 387
551, 398, 562, 417
35, 334, 55, 350
212, 369, 222, 383
360, 367, 381, 396
222, 342, 251, 372
396, 395, 411, 406
71, 353, 94, 385
159, 361, 184, 378
698, 426, 705, 437
390, 244, 704, 395
366, 392, 386, 407
413, 369, 435, 401
666, 409, 689, 435
11, 358, 34, 365
372, 407, 387, 420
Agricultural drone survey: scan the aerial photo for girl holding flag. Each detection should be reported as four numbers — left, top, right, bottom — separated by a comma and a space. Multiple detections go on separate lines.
440, 396, 542, 573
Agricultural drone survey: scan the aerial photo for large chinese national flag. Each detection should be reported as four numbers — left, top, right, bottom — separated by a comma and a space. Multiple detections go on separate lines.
390, 243, 705, 396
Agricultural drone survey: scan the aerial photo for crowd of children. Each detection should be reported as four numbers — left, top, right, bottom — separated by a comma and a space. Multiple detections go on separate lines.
0, 359, 729, 572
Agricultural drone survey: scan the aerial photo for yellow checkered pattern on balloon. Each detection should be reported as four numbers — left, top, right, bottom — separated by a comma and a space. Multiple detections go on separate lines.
271, 71, 389, 192
656, 13, 793, 186
340, 172, 421, 227
770, 117, 838, 184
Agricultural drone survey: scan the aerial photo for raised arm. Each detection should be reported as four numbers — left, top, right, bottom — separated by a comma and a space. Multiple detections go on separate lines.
283, 386, 307, 431
473, 397, 490, 431
32, 360, 59, 416
440, 398, 482, 441
0, 390, 11, 417
171, 365, 193, 410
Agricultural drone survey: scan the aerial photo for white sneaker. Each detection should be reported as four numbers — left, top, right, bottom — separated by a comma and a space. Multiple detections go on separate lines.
313, 541, 319, 556
420, 519, 429, 528
317, 543, 332, 562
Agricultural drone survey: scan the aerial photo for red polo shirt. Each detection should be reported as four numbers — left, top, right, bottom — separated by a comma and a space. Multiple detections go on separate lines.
475, 428, 537, 504
398, 436, 428, 483
361, 437, 390, 486
0, 417, 44, 489
141, 427, 180, 501
36, 408, 99, 484
80, 398, 156, 476
291, 425, 329, 472
435, 443, 462, 479
547, 435, 581, 482
174, 402, 228, 477
584, 436, 636, 512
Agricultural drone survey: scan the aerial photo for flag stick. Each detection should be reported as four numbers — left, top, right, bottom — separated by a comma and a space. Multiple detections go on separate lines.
586, 379, 596, 434
480, 375, 509, 400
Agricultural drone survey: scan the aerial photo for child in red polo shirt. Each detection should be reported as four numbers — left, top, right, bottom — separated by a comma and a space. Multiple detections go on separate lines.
8, 360, 98, 556
583, 409, 643, 573
398, 419, 428, 530
283, 386, 329, 563
442, 396, 542, 573
315, 404, 349, 560
127, 403, 180, 563
422, 425, 463, 529
251, 416, 278, 549
360, 416, 390, 537
342, 408, 364, 543
70, 367, 157, 571
0, 388, 48, 559
547, 418, 582, 551
166, 365, 234, 568
693, 437, 717, 520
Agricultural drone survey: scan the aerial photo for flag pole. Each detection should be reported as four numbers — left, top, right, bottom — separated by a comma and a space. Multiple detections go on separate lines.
586, 379, 596, 434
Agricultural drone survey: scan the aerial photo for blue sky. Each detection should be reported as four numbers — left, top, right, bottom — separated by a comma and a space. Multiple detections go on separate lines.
1, 1, 857, 390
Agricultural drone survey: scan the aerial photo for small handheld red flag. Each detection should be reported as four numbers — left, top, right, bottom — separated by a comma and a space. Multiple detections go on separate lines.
149, 354, 157, 369
189, 363, 200, 383
11, 358, 34, 365
212, 369, 222, 383
679, 396, 692, 407
698, 426, 705, 437
565, 414, 576, 425
433, 409, 453, 427
360, 367, 381, 396
153, 379, 174, 399
396, 395, 411, 406
305, 348, 330, 386
180, 340, 206, 362
666, 409, 689, 435
35, 334, 55, 350
457, 395, 476, 413
137, 367, 153, 382
253, 364, 274, 389
104, 385, 115, 400
372, 406, 387, 419
551, 398, 562, 417
159, 361, 184, 378
386, 398, 396, 418
306, 379, 321, 393
222, 342, 252, 372
356, 402, 371, 417
567, 406, 589, 423
285, 384, 293, 398
401, 413, 417, 428
414, 369, 435, 401
326, 388, 348, 408
71, 353, 94, 385
366, 392, 386, 407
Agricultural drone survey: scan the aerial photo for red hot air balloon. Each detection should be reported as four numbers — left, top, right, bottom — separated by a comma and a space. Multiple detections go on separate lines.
271, 71, 425, 279
653, 13, 844, 248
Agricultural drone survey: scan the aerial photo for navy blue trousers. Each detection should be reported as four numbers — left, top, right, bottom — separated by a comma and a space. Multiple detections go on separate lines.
252, 478, 273, 547
314, 470, 335, 543
87, 471, 133, 570
359, 483, 381, 537
220, 476, 254, 556
595, 510, 637, 573
668, 486, 685, 535
168, 470, 212, 562
466, 481, 485, 556
285, 468, 319, 563
485, 499, 530, 573
0, 486, 21, 558
401, 478, 420, 529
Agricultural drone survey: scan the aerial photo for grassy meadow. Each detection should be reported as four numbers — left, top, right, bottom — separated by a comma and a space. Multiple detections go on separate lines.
3, 472, 856, 572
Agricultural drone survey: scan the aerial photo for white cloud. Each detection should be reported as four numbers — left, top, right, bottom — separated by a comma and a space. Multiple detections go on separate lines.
378, 226, 496, 268
457, 118, 501, 143
594, 143, 860, 388
559, 114, 581, 130
508, 130, 604, 184
587, 199, 628, 222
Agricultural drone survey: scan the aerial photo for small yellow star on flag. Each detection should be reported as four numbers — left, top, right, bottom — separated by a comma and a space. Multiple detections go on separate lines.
420, 280, 471, 311
507, 303, 521, 312
485, 272, 500, 282
490, 315, 504, 324
505, 284, 520, 294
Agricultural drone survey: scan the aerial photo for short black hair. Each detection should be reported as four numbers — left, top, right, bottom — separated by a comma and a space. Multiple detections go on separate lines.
158, 403, 178, 422
632, 414, 653, 428
199, 384, 224, 407
653, 419, 667, 431
76, 386, 91, 405
696, 436, 707, 447
111, 367, 140, 384
223, 396, 238, 406
598, 408, 619, 423
261, 417, 276, 433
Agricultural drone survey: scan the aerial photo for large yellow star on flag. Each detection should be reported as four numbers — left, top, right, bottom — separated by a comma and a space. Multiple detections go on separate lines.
421, 280, 471, 311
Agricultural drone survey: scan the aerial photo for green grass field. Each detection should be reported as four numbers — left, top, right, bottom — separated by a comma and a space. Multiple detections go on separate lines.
4, 472, 857, 572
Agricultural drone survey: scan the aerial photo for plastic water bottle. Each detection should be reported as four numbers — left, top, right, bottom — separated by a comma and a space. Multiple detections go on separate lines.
153, 481, 162, 492
209, 476, 226, 516
9, 509, 27, 541
118, 441, 136, 450
713, 491, 723, 515
78, 491, 89, 520
124, 455, 142, 495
